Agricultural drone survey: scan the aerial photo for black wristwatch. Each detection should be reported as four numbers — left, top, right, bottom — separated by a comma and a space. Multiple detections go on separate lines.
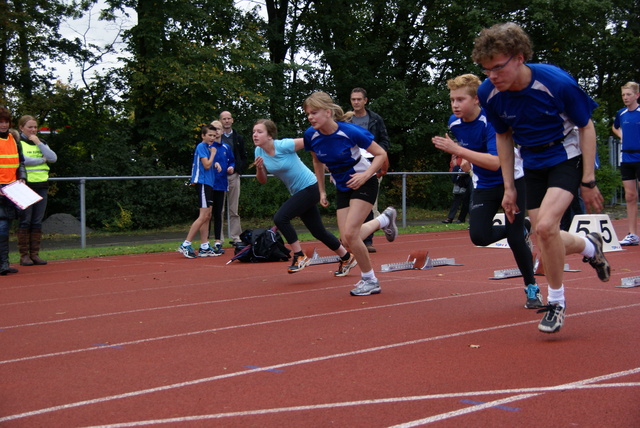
580, 180, 597, 189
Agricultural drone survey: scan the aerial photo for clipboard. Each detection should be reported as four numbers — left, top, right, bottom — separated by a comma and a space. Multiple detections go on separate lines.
1, 181, 43, 210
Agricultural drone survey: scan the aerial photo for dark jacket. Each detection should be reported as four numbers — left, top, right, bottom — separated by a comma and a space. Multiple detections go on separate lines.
221, 130, 248, 175
364, 108, 390, 152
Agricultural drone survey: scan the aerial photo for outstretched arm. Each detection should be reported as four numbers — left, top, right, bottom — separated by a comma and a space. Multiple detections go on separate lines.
432, 133, 500, 171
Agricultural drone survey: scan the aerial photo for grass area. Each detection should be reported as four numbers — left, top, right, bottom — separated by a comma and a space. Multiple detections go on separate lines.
31, 208, 466, 262
29, 204, 630, 262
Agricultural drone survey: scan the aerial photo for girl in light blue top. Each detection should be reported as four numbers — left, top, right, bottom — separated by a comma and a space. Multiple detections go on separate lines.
253, 119, 352, 274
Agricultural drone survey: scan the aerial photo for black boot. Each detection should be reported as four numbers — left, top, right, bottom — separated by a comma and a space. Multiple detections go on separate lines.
0, 234, 18, 275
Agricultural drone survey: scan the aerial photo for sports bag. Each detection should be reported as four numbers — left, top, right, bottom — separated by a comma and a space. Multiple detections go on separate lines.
232, 227, 291, 263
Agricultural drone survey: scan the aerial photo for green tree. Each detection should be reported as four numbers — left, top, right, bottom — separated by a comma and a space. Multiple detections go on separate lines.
105, 0, 270, 171
0, 0, 86, 108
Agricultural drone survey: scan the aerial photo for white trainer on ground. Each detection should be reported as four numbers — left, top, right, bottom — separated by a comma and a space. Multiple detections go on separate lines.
620, 233, 639, 246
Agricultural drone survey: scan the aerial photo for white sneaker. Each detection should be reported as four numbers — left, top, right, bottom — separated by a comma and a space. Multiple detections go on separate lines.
381, 207, 398, 242
350, 278, 381, 296
620, 233, 639, 246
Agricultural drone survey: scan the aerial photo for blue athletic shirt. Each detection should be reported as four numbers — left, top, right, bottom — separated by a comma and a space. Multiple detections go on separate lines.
303, 122, 374, 192
449, 110, 524, 189
211, 141, 236, 191
449, 109, 501, 189
613, 105, 640, 163
478, 63, 598, 170
255, 138, 317, 195
190, 141, 216, 188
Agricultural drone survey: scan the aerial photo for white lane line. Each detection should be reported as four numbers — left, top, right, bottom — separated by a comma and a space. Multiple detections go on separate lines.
0, 287, 519, 364
76, 377, 638, 426
389, 368, 640, 426
0, 283, 349, 330
1, 304, 638, 424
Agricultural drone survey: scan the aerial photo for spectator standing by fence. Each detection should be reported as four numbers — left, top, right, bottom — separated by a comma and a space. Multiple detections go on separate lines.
178, 125, 220, 259
612, 81, 640, 246
211, 120, 236, 255
219, 111, 247, 247
17, 115, 57, 266
348, 88, 391, 253
441, 153, 471, 224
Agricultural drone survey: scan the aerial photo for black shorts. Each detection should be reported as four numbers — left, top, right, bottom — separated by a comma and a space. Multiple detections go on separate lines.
336, 175, 379, 209
194, 183, 214, 208
524, 156, 581, 210
620, 162, 640, 181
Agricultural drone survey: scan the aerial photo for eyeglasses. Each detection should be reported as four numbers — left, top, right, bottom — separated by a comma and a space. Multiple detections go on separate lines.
481, 55, 514, 75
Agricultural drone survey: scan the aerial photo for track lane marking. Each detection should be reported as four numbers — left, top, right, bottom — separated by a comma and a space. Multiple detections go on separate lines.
1, 304, 638, 424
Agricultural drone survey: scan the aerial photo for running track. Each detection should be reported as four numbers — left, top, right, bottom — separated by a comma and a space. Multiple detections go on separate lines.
1, 220, 639, 427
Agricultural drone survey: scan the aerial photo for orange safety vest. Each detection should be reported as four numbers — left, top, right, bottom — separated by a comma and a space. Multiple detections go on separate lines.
0, 133, 19, 184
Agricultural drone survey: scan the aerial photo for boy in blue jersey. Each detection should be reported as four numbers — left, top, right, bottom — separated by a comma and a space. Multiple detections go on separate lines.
472, 22, 610, 333
612, 81, 640, 246
210, 120, 236, 255
178, 124, 221, 258
432, 73, 541, 309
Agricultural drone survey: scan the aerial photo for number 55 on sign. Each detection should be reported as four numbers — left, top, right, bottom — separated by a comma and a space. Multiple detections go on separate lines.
569, 214, 622, 252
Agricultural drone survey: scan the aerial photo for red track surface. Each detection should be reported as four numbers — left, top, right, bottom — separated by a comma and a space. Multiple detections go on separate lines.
1, 220, 639, 427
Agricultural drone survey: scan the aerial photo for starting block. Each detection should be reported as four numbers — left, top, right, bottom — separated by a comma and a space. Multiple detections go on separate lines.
490, 254, 579, 280
533, 255, 580, 275
568, 214, 622, 252
483, 213, 513, 249
379, 251, 462, 272
490, 264, 579, 279
427, 256, 462, 267
617, 276, 640, 288
490, 267, 524, 279
308, 249, 340, 265
379, 250, 429, 272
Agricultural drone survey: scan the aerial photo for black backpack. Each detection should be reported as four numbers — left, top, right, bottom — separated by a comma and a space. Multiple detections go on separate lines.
232, 227, 291, 263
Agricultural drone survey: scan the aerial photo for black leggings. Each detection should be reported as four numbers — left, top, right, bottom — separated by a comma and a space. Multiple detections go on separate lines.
469, 178, 535, 286
211, 190, 226, 240
274, 183, 341, 252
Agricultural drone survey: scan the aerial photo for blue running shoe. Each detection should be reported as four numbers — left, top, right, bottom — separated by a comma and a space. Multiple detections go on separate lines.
178, 244, 197, 259
524, 284, 543, 309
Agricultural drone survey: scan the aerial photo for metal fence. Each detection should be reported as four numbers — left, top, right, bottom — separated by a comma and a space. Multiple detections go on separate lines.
49, 171, 460, 248
48, 137, 633, 250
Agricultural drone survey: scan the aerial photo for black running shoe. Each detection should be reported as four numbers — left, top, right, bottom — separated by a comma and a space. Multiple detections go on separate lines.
537, 302, 566, 333
582, 232, 610, 282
